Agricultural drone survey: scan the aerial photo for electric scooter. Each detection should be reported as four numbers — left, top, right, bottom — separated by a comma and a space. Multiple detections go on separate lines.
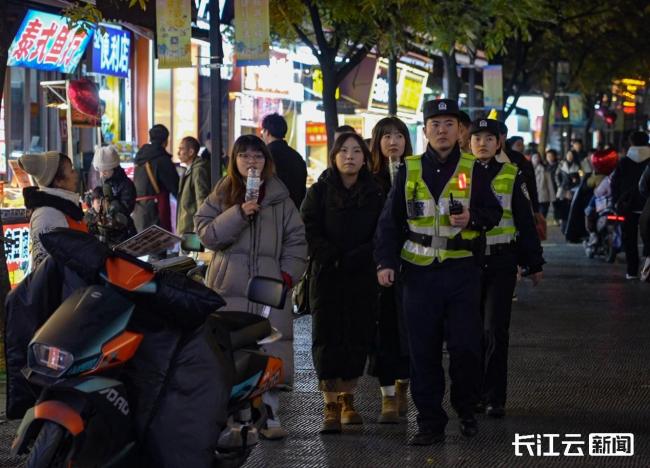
10, 231, 285, 468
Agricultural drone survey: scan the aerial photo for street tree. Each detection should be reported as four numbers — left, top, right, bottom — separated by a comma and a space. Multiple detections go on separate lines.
419, 0, 541, 105
270, 0, 391, 146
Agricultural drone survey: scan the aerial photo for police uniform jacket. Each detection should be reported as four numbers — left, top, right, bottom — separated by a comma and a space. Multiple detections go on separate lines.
374, 144, 502, 271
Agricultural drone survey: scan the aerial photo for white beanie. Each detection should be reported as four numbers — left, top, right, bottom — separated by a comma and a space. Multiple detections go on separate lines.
93, 146, 120, 171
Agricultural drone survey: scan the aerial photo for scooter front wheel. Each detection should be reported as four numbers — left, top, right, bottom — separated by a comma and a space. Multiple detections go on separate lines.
26, 421, 72, 468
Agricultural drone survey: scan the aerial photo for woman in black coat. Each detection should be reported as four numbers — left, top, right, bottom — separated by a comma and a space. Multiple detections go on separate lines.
301, 132, 384, 434
367, 117, 413, 424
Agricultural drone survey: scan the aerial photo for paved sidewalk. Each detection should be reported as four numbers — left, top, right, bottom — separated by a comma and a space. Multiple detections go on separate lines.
1, 228, 648, 467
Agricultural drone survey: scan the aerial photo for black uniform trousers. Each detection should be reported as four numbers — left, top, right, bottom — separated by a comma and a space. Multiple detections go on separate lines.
621, 212, 641, 276
480, 253, 518, 407
402, 258, 482, 432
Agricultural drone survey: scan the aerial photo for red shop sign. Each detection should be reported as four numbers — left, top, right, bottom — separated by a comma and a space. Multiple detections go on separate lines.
306, 122, 327, 146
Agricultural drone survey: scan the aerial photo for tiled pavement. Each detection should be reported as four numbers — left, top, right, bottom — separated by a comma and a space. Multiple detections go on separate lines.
1, 227, 648, 467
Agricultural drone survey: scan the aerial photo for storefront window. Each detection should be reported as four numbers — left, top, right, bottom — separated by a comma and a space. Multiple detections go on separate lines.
10, 68, 24, 156
153, 66, 172, 137
29, 69, 43, 151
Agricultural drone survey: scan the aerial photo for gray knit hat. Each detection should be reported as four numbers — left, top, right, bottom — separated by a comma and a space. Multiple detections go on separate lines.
18, 151, 61, 187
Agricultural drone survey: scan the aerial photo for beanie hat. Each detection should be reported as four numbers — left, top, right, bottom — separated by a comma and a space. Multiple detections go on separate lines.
18, 151, 61, 187
93, 146, 120, 171
149, 124, 170, 144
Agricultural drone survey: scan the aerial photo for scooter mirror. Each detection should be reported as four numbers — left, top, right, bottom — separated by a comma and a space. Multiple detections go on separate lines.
181, 233, 204, 252
246, 276, 286, 309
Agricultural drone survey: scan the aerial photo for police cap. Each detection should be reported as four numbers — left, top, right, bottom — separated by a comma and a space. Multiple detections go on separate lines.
423, 99, 460, 122
469, 119, 501, 138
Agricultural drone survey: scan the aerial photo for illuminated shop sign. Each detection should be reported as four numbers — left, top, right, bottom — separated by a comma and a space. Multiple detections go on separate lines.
7, 9, 92, 74
369, 59, 428, 115
91, 25, 130, 78
2, 208, 31, 289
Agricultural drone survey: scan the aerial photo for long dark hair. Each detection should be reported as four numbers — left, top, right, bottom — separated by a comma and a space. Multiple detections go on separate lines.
328, 132, 372, 171
369, 117, 413, 174
215, 134, 275, 208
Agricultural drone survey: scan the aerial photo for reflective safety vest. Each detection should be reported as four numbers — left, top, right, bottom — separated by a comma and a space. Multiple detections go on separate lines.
486, 162, 517, 246
400, 153, 480, 266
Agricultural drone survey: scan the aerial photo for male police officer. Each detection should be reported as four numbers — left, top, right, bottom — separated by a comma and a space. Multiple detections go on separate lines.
374, 99, 502, 445
469, 119, 544, 418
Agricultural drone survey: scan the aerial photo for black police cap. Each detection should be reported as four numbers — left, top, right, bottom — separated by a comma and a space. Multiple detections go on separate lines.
423, 99, 460, 121
469, 119, 501, 138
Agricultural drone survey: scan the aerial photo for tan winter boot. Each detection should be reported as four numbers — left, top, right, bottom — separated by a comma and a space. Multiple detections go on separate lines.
378, 395, 399, 424
338, 393, 363, 425
395, 380, 409, 417
320, 402, 342, 433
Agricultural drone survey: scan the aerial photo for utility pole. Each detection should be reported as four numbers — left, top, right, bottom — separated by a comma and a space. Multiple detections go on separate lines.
209, 0, 224, 188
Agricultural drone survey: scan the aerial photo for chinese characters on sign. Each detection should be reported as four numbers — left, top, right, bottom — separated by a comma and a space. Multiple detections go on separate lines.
513, 433, 634, 457
91, 26, 130, 78
156, 0, 192, 69
306, 122, 327, 146
1, 208, 31, 289
234, 0, 270, 66
7, 9, 92, 74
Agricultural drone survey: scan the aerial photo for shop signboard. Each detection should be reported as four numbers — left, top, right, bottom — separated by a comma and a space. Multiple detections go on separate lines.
2, 208, 31, 289
370, 60, 393, 110
234, 0, 270, 66
483, 65, 504, 109
242, 51, 300, 100
91, 25, 131, 78
397, 67, 427, 114
7, 9, 92, 74
306, 122, 327, 146
156, 0, 192, 68
368, 58, 428, 115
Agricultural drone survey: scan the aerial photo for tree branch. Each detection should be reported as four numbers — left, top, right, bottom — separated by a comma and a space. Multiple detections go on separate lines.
304, 0, 330, 53
291, 22, 320, 58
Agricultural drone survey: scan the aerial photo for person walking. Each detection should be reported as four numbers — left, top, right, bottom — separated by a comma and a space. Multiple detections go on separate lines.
133, 124, 179, 232
194, 134, 307, 439
611, 131, 650, 279
18, 152, 85, 270
301, 132, 384, 434
639, 164, 650, 279
176, 136, 210, 236
532, 152, 555, 218
554, 150, 581, 230
469, 119, 544, 418
374, 99, 502, 445
261, 113, 308, 209
367, 117, 412, 423
545, 149, 562, 225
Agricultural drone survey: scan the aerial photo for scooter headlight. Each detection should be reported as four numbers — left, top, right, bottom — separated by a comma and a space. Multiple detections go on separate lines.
31, 343, 74, 376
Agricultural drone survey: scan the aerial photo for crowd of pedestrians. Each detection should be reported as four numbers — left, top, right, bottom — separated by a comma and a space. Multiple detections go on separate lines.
15, 100, 649, 447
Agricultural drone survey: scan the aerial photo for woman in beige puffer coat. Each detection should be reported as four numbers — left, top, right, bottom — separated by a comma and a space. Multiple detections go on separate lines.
194, 134, 307, 440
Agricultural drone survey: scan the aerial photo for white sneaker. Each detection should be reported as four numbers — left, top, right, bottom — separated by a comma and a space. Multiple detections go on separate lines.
625, 274, 639, 280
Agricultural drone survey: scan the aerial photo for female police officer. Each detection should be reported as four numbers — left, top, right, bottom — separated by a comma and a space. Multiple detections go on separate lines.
469, 119, 544, 418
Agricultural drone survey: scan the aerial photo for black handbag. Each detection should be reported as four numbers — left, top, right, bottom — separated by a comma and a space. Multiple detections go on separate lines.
292, 258, 312, 316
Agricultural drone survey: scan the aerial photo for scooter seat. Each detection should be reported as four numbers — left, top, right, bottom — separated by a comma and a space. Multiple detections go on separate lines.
207, 312, 272, 351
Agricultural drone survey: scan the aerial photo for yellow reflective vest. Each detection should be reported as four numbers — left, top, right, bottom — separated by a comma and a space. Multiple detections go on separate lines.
486, 162, 518, 246
400, 153, 480, 266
